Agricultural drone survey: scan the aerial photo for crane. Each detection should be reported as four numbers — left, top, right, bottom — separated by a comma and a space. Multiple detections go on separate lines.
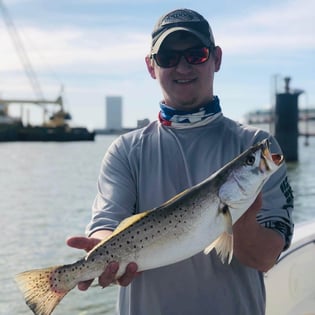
0, 0, 45, 101
0, 0, 68, 126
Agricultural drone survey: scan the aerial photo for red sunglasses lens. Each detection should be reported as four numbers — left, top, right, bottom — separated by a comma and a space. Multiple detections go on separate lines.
154, 47, 210, 68
185, 47, 210, 64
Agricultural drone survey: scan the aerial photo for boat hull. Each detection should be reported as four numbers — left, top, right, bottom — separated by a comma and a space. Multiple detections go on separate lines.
0, 125, 95, 142
265, 219, 315, 315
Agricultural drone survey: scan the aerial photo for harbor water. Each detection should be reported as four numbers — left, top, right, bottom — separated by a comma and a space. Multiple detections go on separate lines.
1, 134, 315, 315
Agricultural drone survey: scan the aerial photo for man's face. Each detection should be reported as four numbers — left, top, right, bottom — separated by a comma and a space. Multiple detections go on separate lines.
147, 31, 222, 110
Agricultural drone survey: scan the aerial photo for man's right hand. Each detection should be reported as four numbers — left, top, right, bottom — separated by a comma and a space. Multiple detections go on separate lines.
66, 233, 139, 290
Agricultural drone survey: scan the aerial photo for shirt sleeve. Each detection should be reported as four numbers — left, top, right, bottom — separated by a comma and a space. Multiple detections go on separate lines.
85, 137, 137, 236
256, 135, 294, 250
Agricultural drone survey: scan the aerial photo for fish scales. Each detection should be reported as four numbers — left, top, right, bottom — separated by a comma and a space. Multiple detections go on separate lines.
15, 138, 284, 315
54, 185, 220, 291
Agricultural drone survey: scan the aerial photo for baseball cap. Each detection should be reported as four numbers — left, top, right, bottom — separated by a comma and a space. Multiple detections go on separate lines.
151, 8, 215, 54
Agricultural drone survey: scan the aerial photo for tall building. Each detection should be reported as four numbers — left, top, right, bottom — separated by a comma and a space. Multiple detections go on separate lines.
106, 96, 122, 130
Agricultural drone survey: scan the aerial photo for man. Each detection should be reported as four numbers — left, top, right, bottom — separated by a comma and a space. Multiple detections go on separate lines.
68, 8, 294, 315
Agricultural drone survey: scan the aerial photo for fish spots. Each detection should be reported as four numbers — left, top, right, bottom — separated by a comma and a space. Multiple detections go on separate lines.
85, 202, 194, 260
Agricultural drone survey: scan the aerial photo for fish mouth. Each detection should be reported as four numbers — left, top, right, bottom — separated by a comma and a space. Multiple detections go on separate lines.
260, 140, 284, 171
271, 153, 283, 166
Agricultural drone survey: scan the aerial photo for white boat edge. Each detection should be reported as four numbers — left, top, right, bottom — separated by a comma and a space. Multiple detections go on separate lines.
265, 219, 315, 315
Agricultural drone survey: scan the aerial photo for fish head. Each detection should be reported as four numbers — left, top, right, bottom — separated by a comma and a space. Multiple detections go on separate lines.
218, 138, 284, 224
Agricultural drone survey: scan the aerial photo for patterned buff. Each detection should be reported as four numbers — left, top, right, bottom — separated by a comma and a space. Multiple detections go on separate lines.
158, 96, 222, 128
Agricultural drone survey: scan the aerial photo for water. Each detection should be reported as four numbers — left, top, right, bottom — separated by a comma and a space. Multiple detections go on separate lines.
1, 135, 315, 315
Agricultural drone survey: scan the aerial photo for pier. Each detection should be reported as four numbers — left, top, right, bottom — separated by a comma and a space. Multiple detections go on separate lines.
245, 77, 314, 162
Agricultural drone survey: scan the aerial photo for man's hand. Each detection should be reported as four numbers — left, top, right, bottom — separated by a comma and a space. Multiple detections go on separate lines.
233, 192, 285, 272
66, 235, 139, 290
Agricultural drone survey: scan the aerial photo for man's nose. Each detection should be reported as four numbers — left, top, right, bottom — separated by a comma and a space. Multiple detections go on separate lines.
175, 56, 192, 72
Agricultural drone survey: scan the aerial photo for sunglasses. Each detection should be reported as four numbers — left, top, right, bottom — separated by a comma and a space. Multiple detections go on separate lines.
151, 46, 212, 68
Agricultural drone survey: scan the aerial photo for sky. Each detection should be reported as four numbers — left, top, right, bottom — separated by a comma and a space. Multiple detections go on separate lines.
0, 0, 314, 130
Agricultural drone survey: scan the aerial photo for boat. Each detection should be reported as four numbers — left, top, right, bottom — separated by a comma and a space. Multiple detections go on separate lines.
265, 219, 315, 315
0, 2, 94, 142
0, 102, 23, 141
17, 125, 95, 142
0, 97, 95, 142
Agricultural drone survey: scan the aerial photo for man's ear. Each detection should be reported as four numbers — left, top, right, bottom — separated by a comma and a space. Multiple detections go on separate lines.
145, 55, 156, 79
213, 46, 222, 72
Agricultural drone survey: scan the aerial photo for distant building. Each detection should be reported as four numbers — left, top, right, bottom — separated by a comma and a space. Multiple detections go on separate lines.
106, 96, 122, 130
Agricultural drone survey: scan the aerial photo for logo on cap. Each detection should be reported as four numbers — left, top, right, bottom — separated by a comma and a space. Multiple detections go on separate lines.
162, 10, 203, 25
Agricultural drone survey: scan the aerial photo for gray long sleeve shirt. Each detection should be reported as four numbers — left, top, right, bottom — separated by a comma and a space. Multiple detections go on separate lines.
86, 113, 294, 315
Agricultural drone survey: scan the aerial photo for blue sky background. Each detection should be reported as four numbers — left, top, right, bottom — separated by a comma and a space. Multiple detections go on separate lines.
1, 0, 314, 129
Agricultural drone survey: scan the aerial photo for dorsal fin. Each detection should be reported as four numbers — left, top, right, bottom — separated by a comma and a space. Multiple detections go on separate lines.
87, 187, 198, 257
111, 211, 151, 237
86, 210, 151, 257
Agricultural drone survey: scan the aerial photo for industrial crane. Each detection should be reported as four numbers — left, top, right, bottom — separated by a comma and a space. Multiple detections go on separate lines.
0, 0, 70, 127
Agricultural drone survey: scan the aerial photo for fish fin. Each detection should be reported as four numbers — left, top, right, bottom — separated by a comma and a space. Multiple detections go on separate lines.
203, 203, 234, 264
87, 211, 152, 257
112, 211, 150, 235
15, 266, 68, 315
204, 232, 234, 264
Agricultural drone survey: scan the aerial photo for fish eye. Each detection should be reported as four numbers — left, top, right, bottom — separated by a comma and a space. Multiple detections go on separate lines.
245, 154, 256, 166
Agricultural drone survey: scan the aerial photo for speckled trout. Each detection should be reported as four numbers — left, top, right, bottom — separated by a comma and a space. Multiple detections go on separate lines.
16, 138, 283, 315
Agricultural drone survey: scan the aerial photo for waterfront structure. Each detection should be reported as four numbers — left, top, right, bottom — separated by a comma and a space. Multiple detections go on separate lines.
244, 108, 315, 125
275, 78, 301, 161
0, 97, 94, 142
245, 77, 315, 162
93, 96, 149, 135
106, 96, 122, 131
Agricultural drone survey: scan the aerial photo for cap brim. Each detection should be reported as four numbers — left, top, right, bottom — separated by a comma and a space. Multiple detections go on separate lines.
151, 26, 212, 54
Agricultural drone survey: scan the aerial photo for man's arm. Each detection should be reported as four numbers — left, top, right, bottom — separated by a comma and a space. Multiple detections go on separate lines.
233, 193, 285, 272
67, 230, 139, 290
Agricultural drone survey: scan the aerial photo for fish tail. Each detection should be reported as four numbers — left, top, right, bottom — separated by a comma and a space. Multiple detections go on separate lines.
15, 266, 69, 315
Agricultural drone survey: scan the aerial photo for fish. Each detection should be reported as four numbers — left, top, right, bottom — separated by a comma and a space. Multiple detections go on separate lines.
15, 138, 284, 315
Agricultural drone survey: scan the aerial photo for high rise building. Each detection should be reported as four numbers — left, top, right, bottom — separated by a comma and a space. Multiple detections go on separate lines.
106, 96, 122, 130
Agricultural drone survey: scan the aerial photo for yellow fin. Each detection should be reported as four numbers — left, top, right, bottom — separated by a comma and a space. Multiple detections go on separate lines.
203, 204, 234, 264
159, 188, 190, 207
15, 266, 68, 315
105, 186, 191, 243
87, 210, 151, 257
112, 211, 150, 236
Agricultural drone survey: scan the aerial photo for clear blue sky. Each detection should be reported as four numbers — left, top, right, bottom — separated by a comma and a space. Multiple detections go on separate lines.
1, 0, 314, 129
